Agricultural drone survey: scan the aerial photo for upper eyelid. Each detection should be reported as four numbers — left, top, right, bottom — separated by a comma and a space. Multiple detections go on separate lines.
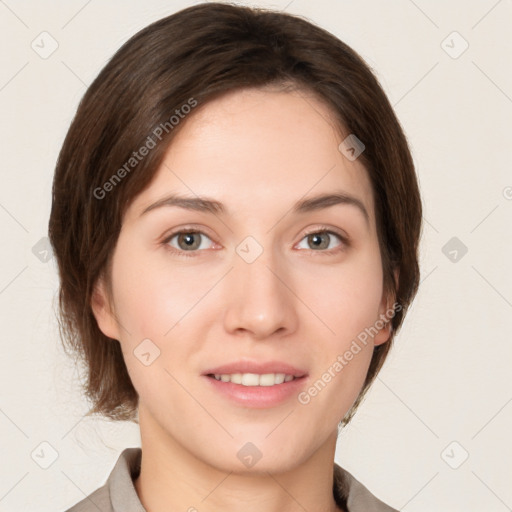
162, 226, 214, 242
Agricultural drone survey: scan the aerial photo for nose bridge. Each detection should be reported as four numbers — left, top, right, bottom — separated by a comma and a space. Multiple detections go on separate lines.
223, 237, 298, 338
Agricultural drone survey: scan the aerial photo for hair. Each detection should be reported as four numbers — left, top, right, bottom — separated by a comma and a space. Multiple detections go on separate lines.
48, 2, 422, 427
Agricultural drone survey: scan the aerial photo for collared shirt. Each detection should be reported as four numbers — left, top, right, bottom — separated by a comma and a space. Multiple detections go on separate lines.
65, 447, 398, 512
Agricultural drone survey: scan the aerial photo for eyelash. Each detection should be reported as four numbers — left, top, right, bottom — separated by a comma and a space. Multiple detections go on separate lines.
161, 226, 349, 258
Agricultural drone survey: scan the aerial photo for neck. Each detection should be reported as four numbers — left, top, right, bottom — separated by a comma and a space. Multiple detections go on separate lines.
133, 406, 344, 512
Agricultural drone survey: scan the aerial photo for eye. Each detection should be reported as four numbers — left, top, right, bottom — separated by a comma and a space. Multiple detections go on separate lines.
163, 229, 215, 257
162, 226, 349, 258
296, 229, 348, 254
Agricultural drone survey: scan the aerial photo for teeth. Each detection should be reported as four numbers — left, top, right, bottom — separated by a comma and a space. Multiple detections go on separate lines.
212, 372, 297, 386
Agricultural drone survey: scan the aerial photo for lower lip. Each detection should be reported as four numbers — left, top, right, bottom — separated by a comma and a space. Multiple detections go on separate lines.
203, 375, 308, 408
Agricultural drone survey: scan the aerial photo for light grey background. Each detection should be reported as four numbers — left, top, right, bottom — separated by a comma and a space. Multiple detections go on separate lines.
0, 1, 511, 510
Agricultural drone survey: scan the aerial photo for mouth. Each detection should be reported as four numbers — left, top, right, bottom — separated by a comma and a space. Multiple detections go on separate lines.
202, 360, 308, 407
206, 372, 303, 386
203, 371, 308, 408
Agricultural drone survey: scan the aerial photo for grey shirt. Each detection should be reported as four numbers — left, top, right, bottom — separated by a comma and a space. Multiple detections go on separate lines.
65, 447, 398, 512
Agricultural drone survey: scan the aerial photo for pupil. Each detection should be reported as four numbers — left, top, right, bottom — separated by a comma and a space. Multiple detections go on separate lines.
310, 233, 327, 249
180, 232, 199, 249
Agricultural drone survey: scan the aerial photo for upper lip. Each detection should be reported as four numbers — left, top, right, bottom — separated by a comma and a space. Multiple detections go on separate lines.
203, 360, 308, 378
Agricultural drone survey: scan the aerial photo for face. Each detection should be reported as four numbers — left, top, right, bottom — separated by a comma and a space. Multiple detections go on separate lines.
92, 86, 394, 474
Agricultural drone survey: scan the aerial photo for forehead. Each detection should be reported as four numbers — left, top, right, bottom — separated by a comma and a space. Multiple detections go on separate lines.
128, 87, 375, 227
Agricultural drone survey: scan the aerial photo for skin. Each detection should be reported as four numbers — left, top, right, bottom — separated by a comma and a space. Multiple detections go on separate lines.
92, 86, 395, 512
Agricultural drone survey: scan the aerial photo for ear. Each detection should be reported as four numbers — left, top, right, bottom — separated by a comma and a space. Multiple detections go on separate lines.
90, 275, 121, 341
374, 268, 399, 347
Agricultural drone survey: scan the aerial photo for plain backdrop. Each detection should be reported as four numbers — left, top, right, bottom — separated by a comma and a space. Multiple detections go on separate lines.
0, 1, 511, 511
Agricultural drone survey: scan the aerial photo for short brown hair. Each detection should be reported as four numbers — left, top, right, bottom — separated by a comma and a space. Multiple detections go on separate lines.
48, 2, 422, 425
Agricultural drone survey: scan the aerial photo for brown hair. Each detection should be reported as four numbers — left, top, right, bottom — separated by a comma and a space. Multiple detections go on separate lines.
48, 2, 422, 426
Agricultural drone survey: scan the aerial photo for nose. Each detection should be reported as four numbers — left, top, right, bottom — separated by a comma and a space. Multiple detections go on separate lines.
222, 245, 299, 340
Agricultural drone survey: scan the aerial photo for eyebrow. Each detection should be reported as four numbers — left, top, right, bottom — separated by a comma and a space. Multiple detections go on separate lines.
140, 191, 370, 225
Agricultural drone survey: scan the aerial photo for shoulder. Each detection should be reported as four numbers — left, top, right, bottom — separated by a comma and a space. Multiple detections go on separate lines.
63, 483, 111, 512
333, 462, 399, 512
62, 447, 143, 512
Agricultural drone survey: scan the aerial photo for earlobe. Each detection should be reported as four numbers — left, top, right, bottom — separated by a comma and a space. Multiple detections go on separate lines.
374, 267, 400, 346
373, 311, 392, 346
90, 276, 120, 340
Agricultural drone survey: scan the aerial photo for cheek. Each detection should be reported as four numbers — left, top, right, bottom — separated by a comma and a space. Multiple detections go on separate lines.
111, 247, 209, 339
109, 248, 216, 398
300, 247, 384, 344
297, 245, 382, 412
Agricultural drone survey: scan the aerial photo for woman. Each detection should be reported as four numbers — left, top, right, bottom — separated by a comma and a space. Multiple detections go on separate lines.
49, 3, 422, 511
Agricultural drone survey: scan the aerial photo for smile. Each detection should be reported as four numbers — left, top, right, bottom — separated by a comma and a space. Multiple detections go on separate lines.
208, 372, 296, 386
